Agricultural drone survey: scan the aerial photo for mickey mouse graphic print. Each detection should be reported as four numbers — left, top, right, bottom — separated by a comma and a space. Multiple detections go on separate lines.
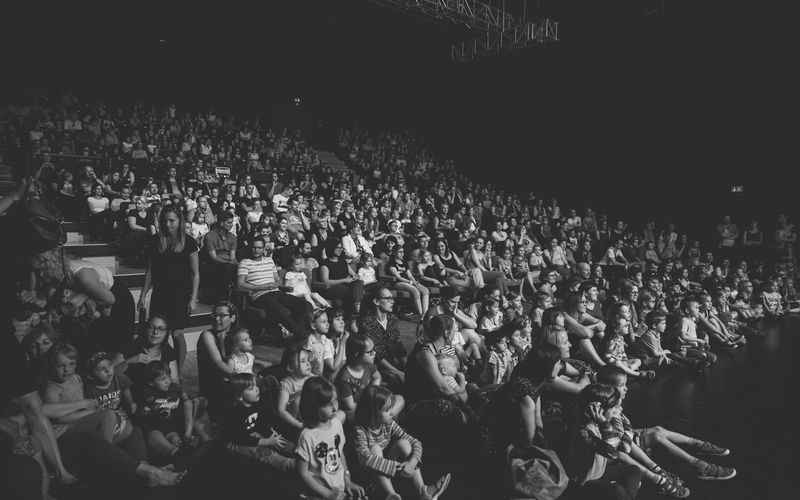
297, 418, 346, 492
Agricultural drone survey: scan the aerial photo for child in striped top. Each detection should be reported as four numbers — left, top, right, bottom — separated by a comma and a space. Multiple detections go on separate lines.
353, 386, 451, 500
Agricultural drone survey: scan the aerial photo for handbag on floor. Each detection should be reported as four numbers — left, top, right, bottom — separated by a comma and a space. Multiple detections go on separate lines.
506, 443, 569, 500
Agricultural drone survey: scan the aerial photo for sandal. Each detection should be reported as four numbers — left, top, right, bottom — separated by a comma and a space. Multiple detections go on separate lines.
657, 475, 691, 498
640, 370, 657, 380
652, 466, 685, 486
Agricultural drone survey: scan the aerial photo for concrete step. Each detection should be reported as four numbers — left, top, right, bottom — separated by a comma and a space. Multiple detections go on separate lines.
63, 241, 113, 257
66, 231, 92, 244
114, 263, 147, 288
132, 286, 214, 330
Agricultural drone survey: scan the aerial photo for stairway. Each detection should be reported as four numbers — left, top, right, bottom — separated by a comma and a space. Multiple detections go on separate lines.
0, 158, 14, 197
17, 221, 213, 351
317, 150, 351, 174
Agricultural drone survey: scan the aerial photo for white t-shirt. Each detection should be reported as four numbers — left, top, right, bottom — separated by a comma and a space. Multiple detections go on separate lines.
285, 270, 312, 297
297, 419, 347, 494
272, 193, 289, 213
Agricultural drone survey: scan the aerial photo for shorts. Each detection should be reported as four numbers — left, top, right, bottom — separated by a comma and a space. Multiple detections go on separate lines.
634, 427, 657, 455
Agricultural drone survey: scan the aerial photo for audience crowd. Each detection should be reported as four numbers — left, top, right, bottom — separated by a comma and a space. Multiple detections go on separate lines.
1, 89, 798, 499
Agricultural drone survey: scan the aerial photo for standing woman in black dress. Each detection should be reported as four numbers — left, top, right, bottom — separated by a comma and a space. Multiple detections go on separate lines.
137, 205, 199, 377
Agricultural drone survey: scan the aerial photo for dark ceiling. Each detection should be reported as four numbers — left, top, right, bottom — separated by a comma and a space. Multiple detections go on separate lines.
2, 0, 795, 215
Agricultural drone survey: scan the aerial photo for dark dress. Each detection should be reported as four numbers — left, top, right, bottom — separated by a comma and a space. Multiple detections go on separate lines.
483, 375, 547, 455
196, 330, 230, 419
147, 236, 198, 330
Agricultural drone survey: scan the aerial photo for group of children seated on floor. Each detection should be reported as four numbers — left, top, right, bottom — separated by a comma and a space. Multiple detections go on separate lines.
18, 244, 792, 499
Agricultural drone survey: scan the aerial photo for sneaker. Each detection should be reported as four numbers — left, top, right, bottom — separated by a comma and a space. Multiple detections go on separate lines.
423, 472, 452, 500
694, 441, 731, 456
656, 476, 691, 498
694, 460, 737, 480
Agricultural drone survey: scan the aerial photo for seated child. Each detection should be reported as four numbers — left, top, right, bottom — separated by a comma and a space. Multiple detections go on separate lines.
597, 366, 736, 481
40, 343, 118, 444
285, 256, 332, 310
529, 291, 554, 332
225, 327, 256, 375
83, 351, 147, 458
602, 318, 655, 380
222, 373, 295, 471
566, 384, 643, 500
512, 315, 533, 356
137, 360, 213, 460
672, 298, 718, 366
356, 252, 378, 286
335, 334, 402, 422
697, 293, 746, 349
478, 297, 504, 333
761, 278, 785, 317
296, 377, 363, 500
436, 353, 467, 401
276, 346, 312, 440
480, 330, 514, 387
353, 386, 451, 500
593, 368, 692, 498
633, 311, 705, 372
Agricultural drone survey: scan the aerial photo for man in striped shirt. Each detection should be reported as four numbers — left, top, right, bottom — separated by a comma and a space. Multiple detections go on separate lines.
237, 237, 311, 342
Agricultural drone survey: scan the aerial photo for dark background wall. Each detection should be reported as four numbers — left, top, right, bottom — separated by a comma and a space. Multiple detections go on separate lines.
1, 0, 795, 233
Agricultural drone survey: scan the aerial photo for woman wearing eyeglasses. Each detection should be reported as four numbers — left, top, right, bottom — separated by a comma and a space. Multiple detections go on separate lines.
358, 285, 406, 388
121, 315, 179, 394
196, 301, 239, 420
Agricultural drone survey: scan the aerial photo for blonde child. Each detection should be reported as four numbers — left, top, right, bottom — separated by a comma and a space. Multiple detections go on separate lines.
441, 311, 482, 368
356, 252, 378, 286
353, 386, 451, 500
40, 343, 117, 444
304, 309, 347, 379
285, 256, 332, 310
436, 353, 467, 395
296, 377, 365, 500
417, 250, 447, 288
225, 327, 256, 375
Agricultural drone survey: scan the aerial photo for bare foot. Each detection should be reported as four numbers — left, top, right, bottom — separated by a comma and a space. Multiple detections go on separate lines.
141, 464, 186, 487
56, 470, 79, 485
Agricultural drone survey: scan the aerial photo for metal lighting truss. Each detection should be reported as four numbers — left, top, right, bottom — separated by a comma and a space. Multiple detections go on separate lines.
368, 0, 558, 61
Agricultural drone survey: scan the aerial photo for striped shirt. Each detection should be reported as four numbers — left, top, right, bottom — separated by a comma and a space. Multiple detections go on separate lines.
237, 257, 278, 300
354, 421, 423, 477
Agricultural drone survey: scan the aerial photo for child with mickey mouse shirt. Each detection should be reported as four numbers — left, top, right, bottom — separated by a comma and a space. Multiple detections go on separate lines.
297, 377, 365, 500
